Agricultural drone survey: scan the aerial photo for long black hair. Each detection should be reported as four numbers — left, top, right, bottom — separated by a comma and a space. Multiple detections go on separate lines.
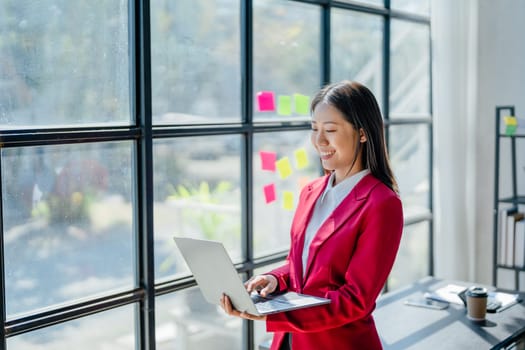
311, 80, 399, 193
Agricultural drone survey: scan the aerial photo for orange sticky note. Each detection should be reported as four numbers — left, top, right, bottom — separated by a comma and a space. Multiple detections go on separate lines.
263, 184, 276, 203
294, 148, 309, 169
257, 91, 276, 112
276, 157, 293, 179
260, 151, 277, 171
282, 191, 294, 210
298, 176, 310, 191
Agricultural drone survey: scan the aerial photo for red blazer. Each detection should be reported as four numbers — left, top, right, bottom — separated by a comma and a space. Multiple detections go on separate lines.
266, 173, 403, 350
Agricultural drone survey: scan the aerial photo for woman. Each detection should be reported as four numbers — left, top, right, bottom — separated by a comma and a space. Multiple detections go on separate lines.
221, 81, 404, 350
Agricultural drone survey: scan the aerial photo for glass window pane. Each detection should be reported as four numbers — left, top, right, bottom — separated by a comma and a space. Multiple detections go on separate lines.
253, 130, 320, 257
390, 21, 430, 117
391, 0, 430, 16
331, 9, 383, 109
153, 136, 242, 281
7, 304, 135, 349
2, 142, 134, 316
389, 124, 430, 218
156, 287, 242, 350
253, 0, 320, 122
0, 2, 130, 127
151, 0, 241, 125
388, 221, 430, 290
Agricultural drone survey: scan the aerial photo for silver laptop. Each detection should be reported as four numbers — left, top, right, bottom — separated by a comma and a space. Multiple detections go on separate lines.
173, 237, 331, 316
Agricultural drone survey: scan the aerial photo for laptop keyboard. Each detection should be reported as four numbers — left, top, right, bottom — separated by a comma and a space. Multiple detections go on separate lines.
251, 293, 293, 313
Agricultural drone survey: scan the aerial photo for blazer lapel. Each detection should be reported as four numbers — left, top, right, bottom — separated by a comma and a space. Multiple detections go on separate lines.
291, 176, 330, 285
303, 174, 380, 281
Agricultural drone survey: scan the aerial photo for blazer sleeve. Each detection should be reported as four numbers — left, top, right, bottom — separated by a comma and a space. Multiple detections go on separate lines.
267, 261, 290, 293
266, 192, 403, 333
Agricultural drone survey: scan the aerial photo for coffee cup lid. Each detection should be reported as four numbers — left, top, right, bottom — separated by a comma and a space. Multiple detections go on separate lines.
466, 286, 488, 297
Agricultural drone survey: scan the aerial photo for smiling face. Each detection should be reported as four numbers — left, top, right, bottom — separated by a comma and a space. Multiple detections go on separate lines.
311, 102, 365, 185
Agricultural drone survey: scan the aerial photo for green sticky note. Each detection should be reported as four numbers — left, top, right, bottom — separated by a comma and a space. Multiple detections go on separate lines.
282, 191, 294, 211
294, 93, 310, 115
278, 95, 292, 116
505, 124, 517, 136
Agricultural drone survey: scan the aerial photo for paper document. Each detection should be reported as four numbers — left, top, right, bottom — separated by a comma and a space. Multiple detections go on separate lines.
489, 291, 521, 312
424, 284, 466, 305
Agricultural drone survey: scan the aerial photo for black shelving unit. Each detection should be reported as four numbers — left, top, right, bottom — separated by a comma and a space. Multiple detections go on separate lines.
493, 105, 525, 290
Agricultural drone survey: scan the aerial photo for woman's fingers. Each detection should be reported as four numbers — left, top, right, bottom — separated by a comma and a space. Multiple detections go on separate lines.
245, 274, 278, 295
245, 275, 266, 293
239, 311, 267, 321
220, 294, 266, 321
221, 294, 243, 317
259, 275, 278, 296
220, 294, 237, 316
259, 285, 273, 297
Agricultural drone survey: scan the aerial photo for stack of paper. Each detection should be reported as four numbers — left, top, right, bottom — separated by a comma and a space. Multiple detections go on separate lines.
424, 284, 466, 305
488, 291, 521, 312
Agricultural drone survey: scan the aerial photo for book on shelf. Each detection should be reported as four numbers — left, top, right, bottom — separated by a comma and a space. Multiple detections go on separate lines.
509, 211, 524, 267
497, 207, 524, 267
515, 220, 525, 268
498, 208, 510, 265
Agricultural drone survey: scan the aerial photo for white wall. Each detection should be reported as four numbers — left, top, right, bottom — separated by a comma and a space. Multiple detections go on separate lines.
432, 0, 525, 289
476, 0, 525, 289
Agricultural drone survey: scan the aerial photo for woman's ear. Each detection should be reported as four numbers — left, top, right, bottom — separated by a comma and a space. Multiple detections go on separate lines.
359, 129, 367, 143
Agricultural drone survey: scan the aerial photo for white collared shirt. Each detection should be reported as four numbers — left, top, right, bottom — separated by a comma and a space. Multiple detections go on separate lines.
301, 169, 370, 275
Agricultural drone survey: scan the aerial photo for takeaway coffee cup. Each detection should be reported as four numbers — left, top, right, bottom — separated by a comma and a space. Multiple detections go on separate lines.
466, 286, 488, 321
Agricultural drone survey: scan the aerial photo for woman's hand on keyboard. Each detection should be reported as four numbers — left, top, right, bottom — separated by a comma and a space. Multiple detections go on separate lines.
245, 275, 278, 297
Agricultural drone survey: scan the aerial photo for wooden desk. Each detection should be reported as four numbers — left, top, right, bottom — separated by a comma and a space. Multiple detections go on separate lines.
374, 277, 525, 350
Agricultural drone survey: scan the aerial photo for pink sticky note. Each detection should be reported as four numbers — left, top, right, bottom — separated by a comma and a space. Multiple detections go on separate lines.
260, 151, 277, 171
263, 184, 276, 203
257, 91, 276, 112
